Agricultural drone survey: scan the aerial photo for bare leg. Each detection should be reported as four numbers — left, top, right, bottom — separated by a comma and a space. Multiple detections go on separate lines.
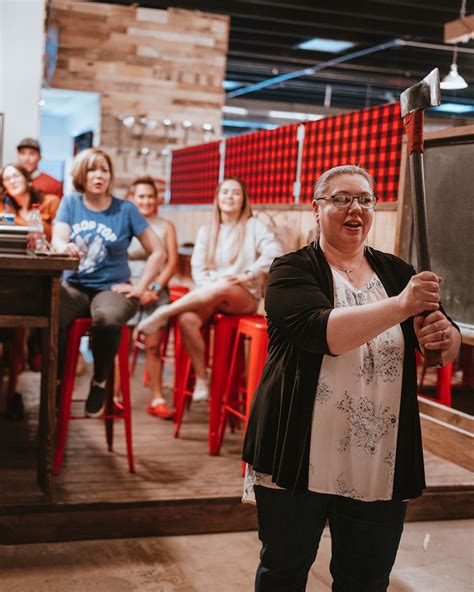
139, 279, 256, 335
177, 283, 258, 401
178, 307, 214, 381
144, 329, 175, 419
144, 330, 164, 398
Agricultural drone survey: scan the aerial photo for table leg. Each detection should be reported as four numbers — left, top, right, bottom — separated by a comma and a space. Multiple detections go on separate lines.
37, 276, 60, 497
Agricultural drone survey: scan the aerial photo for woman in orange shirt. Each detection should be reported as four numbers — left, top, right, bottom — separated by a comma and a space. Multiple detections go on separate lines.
1, 163, 61, 373
1, 163, 59, 241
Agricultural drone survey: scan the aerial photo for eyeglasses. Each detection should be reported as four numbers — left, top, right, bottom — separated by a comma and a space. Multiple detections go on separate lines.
315, 192, 378, 209
2, 172, 23, 185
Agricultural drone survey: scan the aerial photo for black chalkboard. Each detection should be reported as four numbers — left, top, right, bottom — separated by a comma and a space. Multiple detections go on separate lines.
424, 139, 473, 327
408, 130, 474, 330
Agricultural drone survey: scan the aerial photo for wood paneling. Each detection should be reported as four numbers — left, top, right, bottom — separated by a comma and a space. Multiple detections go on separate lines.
161, 205, 399, 254
50, 0, 229, 190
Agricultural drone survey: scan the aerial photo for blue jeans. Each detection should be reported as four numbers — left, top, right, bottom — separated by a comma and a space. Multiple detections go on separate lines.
254, 486, 407, 592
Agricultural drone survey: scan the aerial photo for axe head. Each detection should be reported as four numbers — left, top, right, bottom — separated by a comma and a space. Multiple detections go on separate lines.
400, 68, 441, 117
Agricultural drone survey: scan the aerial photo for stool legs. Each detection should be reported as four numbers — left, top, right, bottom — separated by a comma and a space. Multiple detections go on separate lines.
54, 321, 84, 475
216, 333, 245, 454
437, 362, 453, 407
208, 316, 239, 455
116, 326, 134, 473
173, 356, 193, 438
54, 320, 134, 476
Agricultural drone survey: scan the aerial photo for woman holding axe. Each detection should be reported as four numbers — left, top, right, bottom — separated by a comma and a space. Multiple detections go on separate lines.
242, 165, 461, 591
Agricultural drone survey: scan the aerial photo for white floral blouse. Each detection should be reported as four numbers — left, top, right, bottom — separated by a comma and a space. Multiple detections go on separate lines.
243, 269, 404, 503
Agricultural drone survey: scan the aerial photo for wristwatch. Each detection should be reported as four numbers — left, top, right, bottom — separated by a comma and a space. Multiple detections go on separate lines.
148, 282, 162, 292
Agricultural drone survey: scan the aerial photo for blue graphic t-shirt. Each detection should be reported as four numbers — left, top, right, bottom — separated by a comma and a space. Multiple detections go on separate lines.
55, 194, 148, 291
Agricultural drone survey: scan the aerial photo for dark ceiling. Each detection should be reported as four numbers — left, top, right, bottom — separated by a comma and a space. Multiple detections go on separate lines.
98, 0, 474, 118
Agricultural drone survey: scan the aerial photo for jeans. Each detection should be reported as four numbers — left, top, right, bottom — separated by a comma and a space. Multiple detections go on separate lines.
58, 284, 138, 382
254, 486, 407, 592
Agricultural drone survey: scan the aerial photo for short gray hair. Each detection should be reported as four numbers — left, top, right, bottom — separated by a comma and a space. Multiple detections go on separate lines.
313, 165, 374, 200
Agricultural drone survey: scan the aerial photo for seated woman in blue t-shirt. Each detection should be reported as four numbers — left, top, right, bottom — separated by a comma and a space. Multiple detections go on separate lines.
52, 148, 164, 417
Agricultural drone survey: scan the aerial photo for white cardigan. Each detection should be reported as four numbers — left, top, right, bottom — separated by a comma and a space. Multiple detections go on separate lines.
191, 216, 284, 300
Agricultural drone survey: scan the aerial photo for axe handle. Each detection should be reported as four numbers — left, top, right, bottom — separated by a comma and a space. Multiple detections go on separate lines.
408, 151, 443, 367
404, 110, 424, 154
409, 152, 431, 272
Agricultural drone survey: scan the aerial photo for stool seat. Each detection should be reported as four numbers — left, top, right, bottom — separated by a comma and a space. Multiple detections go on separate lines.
54, 317, 134, 475
216, 316, 268, 463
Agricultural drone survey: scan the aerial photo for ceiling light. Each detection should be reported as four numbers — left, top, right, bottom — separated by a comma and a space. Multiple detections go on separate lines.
222, 120, 278, 130
268, 110, 325, 121
297, 37, 355, 53
182, 120, 193, 128
121, 116, 135, 128
440, 46, 468, 90
222, 105, 249, 115
432, 102, 474, 113
222, 80, 243, 90
441, 64, 468, 90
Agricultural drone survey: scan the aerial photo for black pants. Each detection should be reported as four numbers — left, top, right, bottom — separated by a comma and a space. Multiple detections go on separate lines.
58, 284, 138, 382
254, 486, 406, 592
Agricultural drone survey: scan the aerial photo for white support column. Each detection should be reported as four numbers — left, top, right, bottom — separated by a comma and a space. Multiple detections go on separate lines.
218, 138, 226, 182
164, 151, 172, 204
293, 124, 306, 204
0, 0, 46, 165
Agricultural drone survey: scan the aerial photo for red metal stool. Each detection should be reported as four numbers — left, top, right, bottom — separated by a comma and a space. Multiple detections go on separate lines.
54, 318, 134, 475
216, 317, 268, 464
172, 320, 212, 439
173, 313, 264, 454
416, 350, 453, 407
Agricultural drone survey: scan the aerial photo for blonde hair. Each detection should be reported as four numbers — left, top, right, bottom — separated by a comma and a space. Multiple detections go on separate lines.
313, 165, 375, 200
71, 148, 114, 194
206, 177, 253, 268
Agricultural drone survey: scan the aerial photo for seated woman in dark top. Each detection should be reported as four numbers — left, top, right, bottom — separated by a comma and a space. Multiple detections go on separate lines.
242, 164, 461, 592
52, 148, 163, 417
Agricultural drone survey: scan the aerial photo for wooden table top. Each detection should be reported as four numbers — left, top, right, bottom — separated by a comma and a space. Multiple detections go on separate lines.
0, 253, 79, 272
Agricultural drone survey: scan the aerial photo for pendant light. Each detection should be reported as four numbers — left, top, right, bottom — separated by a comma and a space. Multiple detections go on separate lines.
441, 46, 468, 90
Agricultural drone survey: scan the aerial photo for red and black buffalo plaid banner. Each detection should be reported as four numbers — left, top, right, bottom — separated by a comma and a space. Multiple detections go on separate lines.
169, 103, 403, 205
170, 141, 220, 204
300, 103, 403, 203
224, 124, 299, 204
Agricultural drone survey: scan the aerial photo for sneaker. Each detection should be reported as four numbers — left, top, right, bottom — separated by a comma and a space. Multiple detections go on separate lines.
147, 402, 175, 420
6, 392, 25, 421
85, 383, 106, 418
192, 378, 210, 402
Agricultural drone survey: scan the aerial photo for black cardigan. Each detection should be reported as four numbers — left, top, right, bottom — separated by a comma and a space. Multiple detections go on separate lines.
243, 242, 432, 500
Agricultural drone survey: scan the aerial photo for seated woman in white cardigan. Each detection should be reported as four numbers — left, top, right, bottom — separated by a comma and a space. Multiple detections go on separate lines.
139, 177, 283, 402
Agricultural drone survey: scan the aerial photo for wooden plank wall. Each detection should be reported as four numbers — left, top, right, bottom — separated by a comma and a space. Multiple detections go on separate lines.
49, 0, 229, 191
161, 205, 399, 254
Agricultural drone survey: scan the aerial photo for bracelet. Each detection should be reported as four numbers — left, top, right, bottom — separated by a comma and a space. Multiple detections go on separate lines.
148, 282, 162, 292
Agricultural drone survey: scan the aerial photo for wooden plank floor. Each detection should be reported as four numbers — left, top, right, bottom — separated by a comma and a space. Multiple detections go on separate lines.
1, 360, 473, 543
0, 364, 247, 506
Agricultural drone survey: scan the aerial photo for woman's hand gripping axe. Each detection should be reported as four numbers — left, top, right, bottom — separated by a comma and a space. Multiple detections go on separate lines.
400, 69, 442, 367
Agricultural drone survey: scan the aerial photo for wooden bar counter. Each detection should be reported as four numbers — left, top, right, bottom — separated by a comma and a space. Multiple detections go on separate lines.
0, 253, 78, 497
